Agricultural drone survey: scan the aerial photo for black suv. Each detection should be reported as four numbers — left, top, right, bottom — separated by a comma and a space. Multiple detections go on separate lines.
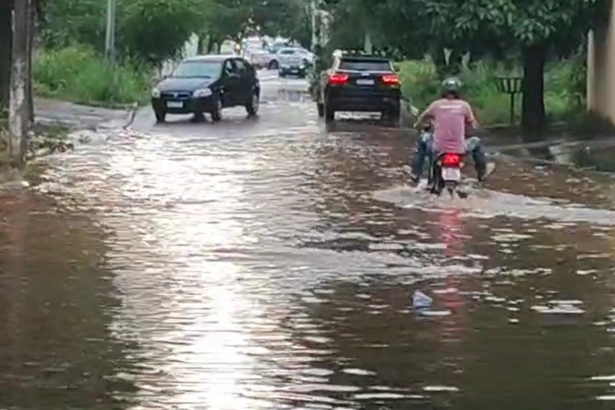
151, 55, 260, 123
315, 54, 401, 125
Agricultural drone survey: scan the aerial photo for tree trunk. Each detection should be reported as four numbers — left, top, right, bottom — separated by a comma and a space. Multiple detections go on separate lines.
0, 0, 13, 112
26, 0, 34, 125
197, 34, 206, 55
9, 0, 30, 165
363, 32, 372, 54
432, 47, 446, 74
207, 36, 221, 54
521, 44, 547, 136
446, 48, 463, 75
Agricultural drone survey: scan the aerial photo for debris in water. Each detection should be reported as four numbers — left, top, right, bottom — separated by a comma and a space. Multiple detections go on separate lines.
413, 290, 433, 308
421, 310, 451, 317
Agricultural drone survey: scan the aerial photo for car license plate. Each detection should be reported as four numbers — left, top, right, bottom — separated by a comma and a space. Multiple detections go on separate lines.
442, 167, 461, 181
291, 69, 298, 73
356, 79, 374, 85
167, 101, 183, 108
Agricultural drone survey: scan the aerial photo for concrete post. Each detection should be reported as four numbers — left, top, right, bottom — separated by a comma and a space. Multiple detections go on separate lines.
586, 0, 615, 124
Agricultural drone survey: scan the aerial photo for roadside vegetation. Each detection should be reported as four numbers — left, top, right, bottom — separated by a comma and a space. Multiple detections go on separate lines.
0, 0, 311, 165
0, 0, 610, 166
318, 0, 607, 133
30, 0, 309, 107
396, 57, 586, 126
3, 0, 311, 111
34, 46, 151, 107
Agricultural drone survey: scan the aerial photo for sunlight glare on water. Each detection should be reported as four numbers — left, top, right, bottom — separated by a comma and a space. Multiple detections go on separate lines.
105, 134, 278, 409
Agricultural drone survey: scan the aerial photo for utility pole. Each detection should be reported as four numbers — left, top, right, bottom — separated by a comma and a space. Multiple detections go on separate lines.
105, 0, 117, 99
104, 0, 116, 61
310, 0, 317, 51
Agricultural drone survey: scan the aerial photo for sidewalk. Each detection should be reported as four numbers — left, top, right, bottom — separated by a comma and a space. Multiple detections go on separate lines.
34, 98, 137, 130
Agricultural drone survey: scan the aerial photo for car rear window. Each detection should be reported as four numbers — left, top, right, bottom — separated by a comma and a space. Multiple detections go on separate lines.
338, 59, 392, 71
172, 61, 222, 78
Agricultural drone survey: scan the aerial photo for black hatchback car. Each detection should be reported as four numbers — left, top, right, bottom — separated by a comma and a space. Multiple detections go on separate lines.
151, 55, 260, 122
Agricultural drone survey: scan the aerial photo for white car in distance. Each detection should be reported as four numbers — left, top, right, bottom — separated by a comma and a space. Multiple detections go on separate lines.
268, 47, 314, 70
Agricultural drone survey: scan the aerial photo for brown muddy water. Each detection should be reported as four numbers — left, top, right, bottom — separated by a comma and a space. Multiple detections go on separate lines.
2, 79, 615, 409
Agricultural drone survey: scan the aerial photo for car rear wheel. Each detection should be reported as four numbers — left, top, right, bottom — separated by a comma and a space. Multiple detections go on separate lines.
324, 103, 335, 122
154, 109, 166, 123
246, 91, 259, 117
193, 112, 205, 122
210, 98, 222, 122
383, 106, 401, 127
390, 113, 401, 127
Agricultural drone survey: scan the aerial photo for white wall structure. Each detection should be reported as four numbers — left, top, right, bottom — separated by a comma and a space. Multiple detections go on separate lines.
587, 2, 615, 123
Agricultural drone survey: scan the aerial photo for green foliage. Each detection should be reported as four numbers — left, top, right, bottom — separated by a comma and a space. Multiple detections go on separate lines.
322, 0, 606, 129
33, 46, 151, 105
325, 0, 606, 62
253, 0, 305, 38
39, 0, 311, 62
398, 58, 584, 125
39, 0, 107, 51
40, 0, 209, 67
417, 0, 604, 53
121, 0, 205, 67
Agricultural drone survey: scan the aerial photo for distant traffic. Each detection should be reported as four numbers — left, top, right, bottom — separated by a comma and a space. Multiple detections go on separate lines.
220, 36, 314, 70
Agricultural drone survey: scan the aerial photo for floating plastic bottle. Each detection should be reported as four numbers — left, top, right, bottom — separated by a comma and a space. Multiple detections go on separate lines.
413, 290, 433, 308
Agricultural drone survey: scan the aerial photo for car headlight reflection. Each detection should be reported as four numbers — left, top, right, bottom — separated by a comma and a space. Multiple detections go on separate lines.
193, 88, 212, 97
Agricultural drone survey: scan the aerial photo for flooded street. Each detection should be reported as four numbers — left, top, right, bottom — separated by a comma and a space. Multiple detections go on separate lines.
3, 71, 615, 409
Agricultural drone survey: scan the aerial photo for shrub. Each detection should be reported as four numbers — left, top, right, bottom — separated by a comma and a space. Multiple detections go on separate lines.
398, 58, 583, 125
34, 45, 151, 106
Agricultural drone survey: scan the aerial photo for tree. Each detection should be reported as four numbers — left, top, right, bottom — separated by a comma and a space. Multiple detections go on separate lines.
415, 0, 607, 132
323, 0, 607, 131
0, 0, 13, 112
37, 0, 107, 52
194, 0, 309, 52
121, 0, 206, 67
8, 0, 34, 164
322, 0, 431, 62
253, 0, 305, 39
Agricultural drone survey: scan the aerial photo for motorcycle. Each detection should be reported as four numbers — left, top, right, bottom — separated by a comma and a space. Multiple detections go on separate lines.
428, 152, 468, 198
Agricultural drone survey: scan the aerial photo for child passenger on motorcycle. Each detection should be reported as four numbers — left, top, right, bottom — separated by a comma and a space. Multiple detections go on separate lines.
409, 77, 491, 184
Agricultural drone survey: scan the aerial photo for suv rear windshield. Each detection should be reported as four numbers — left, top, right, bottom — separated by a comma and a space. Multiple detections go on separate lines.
338, 59, 392, 71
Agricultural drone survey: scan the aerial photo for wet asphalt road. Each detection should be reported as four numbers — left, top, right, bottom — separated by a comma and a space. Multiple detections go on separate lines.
2, 70, 615, 409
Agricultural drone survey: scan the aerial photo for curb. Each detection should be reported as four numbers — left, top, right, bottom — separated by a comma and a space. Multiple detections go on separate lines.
29, 100, 140, 161
122, 102, 139, 129
34, 101, 140, 131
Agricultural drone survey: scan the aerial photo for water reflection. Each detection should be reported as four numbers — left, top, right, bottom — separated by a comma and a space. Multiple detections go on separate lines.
0, 190, 136, 409
6, 95, 615, 409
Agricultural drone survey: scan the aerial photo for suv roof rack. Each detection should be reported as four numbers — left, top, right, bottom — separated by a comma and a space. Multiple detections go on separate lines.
333, 49, 391, 59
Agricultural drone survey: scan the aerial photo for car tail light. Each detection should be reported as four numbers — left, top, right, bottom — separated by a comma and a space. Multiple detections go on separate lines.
382, 74, 400, 84
442, 153, 460, 166
328, 73, 348, 84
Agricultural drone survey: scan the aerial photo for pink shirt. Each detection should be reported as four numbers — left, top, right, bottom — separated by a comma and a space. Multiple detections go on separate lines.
423, 99, 475, 154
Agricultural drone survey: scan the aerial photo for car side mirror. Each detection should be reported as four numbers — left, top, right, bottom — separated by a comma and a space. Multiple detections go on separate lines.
393, 63, 400, 72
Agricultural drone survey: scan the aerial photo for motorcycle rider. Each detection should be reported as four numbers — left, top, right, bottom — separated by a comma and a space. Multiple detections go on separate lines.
410, 77, 492, 185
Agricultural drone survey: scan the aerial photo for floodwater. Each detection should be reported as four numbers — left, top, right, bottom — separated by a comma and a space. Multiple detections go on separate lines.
2, 73, 615, 409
